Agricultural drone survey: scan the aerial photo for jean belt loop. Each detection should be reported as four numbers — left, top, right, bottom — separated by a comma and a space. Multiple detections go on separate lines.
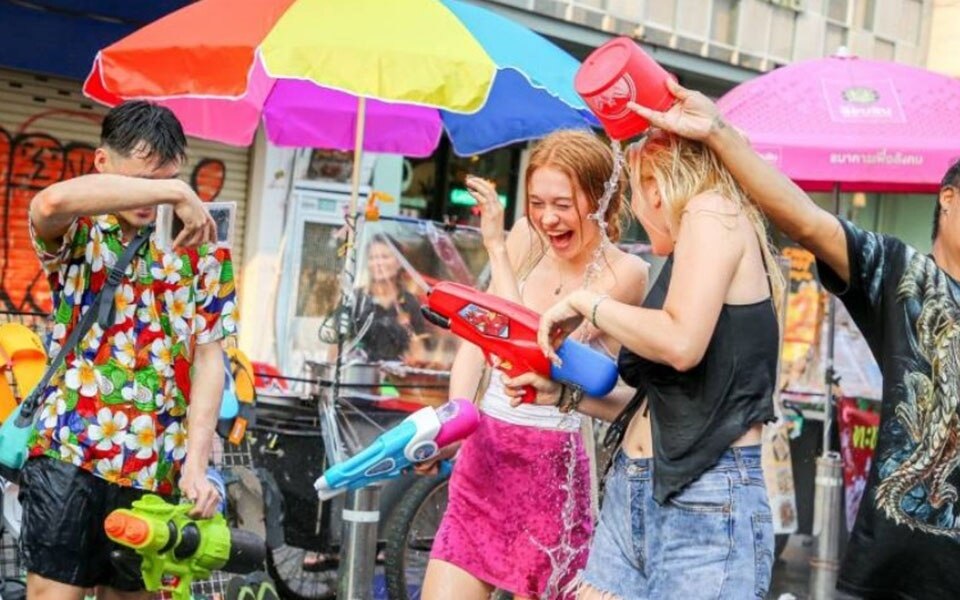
733, 446, 749, 483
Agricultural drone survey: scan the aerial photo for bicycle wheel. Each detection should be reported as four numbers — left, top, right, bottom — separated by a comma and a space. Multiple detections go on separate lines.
266, 544, 338, 600
383, 472, 450, 600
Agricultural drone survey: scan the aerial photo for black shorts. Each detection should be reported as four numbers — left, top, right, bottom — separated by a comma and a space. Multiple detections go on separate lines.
18, 457, 159, 590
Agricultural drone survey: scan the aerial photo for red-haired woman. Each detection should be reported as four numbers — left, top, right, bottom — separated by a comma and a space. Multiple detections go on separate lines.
420, 130, 649, 600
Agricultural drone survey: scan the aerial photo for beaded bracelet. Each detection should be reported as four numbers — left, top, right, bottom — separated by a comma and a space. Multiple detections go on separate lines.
590, 293, 610, 328
556, 385, 585, 414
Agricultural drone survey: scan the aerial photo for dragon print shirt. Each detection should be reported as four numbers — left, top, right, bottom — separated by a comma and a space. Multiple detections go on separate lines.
818, 219, 960, 599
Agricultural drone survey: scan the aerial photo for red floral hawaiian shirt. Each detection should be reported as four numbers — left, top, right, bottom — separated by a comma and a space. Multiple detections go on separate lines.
28, 214, 238, 494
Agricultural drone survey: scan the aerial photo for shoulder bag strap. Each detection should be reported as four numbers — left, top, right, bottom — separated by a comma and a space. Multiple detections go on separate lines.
15, 225, 154, 426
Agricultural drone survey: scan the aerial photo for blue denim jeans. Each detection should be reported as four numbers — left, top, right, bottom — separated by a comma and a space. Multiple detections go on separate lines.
581, 446, 774, 599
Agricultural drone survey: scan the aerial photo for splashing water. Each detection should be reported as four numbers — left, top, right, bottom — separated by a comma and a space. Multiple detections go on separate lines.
583, 139, 624, 289
527, 435, 587, 599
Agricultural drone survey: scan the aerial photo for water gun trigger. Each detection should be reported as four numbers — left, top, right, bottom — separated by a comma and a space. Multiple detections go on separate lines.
485, 351, 517, 376
159, 574, 182, 594
519, 385, 536, 403
484, 352, 535, 402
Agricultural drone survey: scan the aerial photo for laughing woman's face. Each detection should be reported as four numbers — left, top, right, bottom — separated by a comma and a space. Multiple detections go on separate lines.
527, 166, 600, 260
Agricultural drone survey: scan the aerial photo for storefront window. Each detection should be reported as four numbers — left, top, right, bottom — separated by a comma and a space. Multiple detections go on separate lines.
400, 157, 438, 218
444, 145, 520, 227
295, 222, 343, 318
305, 149, 354, 182
398, 138, 523, 226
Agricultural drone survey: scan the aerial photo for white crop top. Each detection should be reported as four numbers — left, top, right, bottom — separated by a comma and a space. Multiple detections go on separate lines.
479, 369, 583, 431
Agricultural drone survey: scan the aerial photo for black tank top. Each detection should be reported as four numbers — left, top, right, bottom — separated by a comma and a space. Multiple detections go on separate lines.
616, 256, 778, 503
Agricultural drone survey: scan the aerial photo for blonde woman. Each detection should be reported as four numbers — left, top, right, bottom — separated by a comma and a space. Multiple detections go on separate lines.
538, 124, 785, 599
421, 130, 648, 600
353, 233, 427, 363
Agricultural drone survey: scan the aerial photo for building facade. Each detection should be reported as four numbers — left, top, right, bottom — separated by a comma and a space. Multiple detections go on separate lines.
479, 0, 933, 86
927, 0, 960, 78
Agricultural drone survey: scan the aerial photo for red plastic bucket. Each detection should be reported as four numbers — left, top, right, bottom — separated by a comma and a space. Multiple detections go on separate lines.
575, 37, 675, 140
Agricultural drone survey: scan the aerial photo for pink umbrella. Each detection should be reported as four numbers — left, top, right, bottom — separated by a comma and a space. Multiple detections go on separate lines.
718, 51, 960, 193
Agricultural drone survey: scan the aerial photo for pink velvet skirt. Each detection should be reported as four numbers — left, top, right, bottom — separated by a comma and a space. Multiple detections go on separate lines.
430, 413, 593, 599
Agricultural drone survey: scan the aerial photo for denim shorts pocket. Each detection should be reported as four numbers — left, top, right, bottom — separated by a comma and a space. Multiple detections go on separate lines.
667, 472, 732, 513
657, 475, 734, 595
751, 512, 774, 597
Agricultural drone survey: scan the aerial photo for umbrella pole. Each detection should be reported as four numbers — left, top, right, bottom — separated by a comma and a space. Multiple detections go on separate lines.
336, 95, 381, 600
348, 96, 367, 219
809, 183, 843, 599
821, 183, 842, 456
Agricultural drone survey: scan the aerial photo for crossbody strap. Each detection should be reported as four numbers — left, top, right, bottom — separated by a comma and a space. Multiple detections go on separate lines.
15, 225, 154, 426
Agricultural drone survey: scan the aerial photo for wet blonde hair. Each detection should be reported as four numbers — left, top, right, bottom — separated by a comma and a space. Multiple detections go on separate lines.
525, 129, 627, 243
628, 129, 785, 315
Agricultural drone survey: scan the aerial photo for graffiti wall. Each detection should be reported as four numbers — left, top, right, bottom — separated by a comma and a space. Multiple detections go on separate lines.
0, 112, 227, 313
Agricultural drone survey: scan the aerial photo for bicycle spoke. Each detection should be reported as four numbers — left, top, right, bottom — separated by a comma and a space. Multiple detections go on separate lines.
269, 545, 338, 600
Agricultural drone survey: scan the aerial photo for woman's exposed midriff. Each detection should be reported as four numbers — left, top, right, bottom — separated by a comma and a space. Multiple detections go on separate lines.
620, 405, 763, 460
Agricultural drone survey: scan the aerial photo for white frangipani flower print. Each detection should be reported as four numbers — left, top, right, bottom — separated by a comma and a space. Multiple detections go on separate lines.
113, 331, 137, 368
163, 421, 188, 462
95, 454, 125, 483
221, 300, 239, 335
40, 392, 67, 430
64, 358, 100, 397
85, 235, 116, 273
166, 287, 193, 337
136, 462, 158, 491
57, 426, 83, 466
113, 283, 137, 324
63, 264, 85, 304
126, 415, 157, 460
88, 407, 129, 451
137, 288, 157, 323
151, 253, 183, 284
150, 338, 174, 377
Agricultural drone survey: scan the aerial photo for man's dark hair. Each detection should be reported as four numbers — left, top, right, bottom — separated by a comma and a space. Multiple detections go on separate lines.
101, 101, 187, 166
933, 159, 960, 241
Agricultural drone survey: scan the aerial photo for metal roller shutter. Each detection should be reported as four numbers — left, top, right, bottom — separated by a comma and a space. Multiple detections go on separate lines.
0, 68, 251, 313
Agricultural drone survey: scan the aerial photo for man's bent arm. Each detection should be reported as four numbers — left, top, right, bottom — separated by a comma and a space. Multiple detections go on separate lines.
30, 174, 191, 245
705, 123, 850, 284
628, 82, 852, 285
182, 342, 224, 486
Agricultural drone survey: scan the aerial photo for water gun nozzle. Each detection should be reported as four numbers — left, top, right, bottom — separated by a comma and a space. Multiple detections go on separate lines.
314, 476, 338, 501
105, 512, 151, 547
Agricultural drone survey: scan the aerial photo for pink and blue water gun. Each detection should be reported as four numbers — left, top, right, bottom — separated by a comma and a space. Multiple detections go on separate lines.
314, 399, 479, 500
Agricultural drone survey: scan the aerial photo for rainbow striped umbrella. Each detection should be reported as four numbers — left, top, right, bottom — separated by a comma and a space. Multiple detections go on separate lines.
83, 0, 595, 157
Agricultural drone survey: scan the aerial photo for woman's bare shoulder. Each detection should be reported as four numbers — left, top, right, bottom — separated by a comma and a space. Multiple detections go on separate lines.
604, 247, 649, 305
614, 249, 650, 282
679, 192, 747, 246
684, 191, 738, 215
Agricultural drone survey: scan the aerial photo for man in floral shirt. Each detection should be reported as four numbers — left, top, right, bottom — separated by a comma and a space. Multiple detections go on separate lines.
21, 101, 237, 600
